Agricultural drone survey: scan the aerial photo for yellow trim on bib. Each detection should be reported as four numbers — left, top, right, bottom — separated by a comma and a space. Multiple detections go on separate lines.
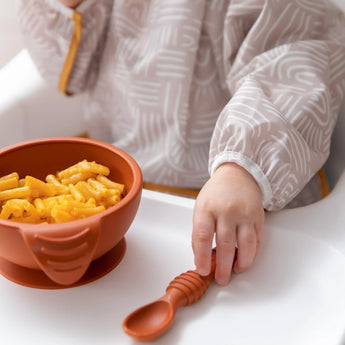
143, 182, 200, 199
58, 11, 82, 95
318, 168, 330, 198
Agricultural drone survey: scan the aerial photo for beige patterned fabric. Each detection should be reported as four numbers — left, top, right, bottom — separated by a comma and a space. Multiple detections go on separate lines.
17, 0, 345, 210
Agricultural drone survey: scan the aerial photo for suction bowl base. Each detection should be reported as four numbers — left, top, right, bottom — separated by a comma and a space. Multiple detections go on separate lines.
0, 237, 126, 289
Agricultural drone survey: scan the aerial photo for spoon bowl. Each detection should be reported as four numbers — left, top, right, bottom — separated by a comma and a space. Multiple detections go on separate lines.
123, 300, 175, 342
122, 249, 216, 342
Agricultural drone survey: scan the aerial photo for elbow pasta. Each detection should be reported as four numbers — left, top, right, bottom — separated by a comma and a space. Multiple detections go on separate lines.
0, 160, 125, 224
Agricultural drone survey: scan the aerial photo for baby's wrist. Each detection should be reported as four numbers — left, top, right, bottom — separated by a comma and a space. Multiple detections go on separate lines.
59, 0, 83, 8
215, 162, 252, 179
215, 162, 262, 197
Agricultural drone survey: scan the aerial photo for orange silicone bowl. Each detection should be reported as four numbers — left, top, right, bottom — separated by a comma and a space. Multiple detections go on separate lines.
0, 137, 142, 289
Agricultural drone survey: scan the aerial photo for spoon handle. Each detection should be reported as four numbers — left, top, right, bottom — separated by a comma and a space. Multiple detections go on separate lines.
165, 249, 216, 307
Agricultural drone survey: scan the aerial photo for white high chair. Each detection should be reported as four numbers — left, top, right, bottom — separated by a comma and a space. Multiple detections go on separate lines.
0, 50, 345, 345
0, 50, 86, 147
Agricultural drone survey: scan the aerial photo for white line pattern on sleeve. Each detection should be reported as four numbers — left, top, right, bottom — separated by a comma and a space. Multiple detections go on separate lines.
17, 0, 345, 209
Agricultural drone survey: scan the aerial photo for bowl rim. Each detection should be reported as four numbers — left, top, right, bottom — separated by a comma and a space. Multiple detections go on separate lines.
0, 136, 143, 229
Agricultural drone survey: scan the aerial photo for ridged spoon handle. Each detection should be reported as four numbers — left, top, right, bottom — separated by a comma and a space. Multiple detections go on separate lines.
165, 252, 216, 307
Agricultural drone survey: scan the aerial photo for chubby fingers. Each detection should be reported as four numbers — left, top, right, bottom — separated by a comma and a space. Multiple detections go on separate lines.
192, 211, 214, 277
193, 216, 263, 285
232, 224, 258, 274
214, 217, 237, 285
192, 209, 238, 286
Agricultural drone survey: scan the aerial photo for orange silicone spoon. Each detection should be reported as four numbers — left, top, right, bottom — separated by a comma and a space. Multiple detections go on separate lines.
122, 249, 217, 342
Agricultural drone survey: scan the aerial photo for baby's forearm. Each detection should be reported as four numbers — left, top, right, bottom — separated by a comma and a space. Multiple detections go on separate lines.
59, 0, 83, 8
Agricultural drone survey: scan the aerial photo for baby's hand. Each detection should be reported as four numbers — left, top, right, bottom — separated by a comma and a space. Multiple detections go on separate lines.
192, 163, 264, 285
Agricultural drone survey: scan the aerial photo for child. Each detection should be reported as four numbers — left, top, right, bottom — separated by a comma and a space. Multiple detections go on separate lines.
17, 0, 345, 285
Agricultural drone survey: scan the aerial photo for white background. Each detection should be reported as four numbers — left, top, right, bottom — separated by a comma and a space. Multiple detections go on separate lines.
0, 2, 23, 68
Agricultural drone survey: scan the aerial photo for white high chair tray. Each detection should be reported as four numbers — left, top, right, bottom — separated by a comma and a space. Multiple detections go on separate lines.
1, 187, 345, 345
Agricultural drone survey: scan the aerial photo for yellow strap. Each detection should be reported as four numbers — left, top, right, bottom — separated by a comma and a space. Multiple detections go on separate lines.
318, 168, 330, 198
58, 11, 82, 95
145, 169, 330, 201
143, 182, 200, 199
